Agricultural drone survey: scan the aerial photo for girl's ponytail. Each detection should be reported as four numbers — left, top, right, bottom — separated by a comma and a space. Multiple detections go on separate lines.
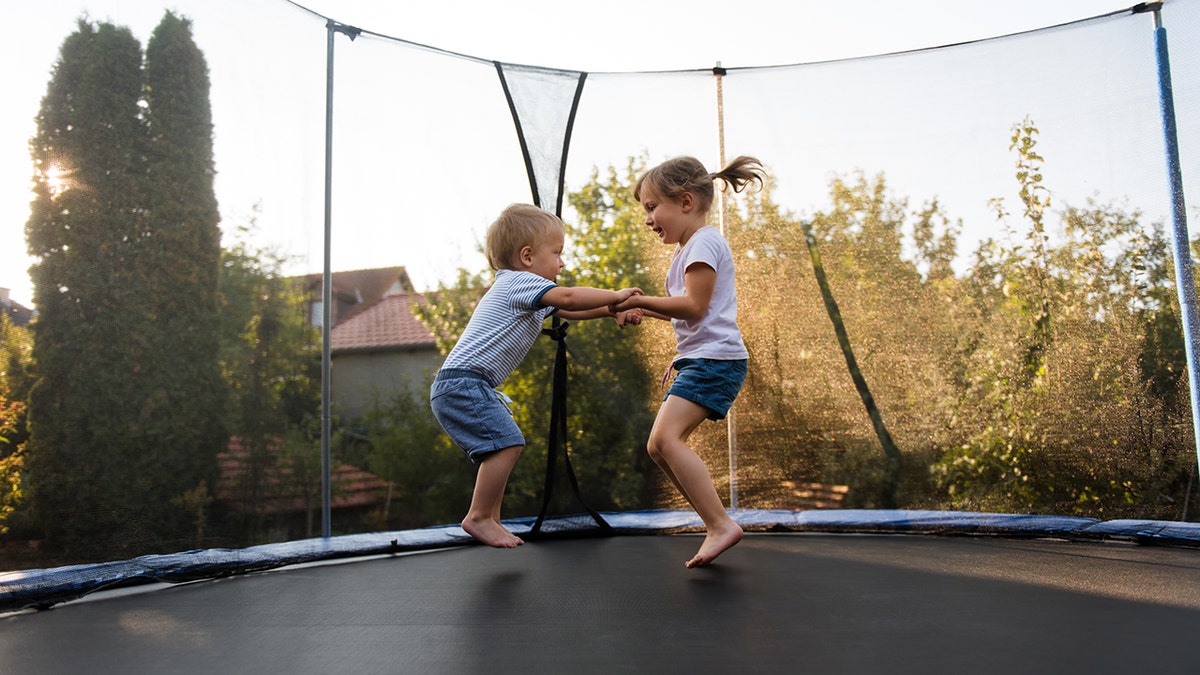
712, 155, 765, 194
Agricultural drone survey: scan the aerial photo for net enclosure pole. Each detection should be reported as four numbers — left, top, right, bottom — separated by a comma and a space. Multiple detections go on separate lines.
714, 62, 739, 511
1145, 2, 1200, 479
321, 21, 361, 538
320, 20, 335, 539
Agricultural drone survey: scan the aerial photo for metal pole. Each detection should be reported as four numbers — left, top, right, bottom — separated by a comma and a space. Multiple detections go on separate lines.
714, 62, 738, 511
320, 20, 336, 538
1148, 4, 1200, 488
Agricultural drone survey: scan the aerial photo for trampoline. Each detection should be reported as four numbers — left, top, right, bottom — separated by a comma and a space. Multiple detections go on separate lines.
3, 513, 1200, 673
6, 2, 1200, 673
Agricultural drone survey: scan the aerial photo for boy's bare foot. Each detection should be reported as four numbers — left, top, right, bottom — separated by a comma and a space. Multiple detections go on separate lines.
685, 521, 743, 568
462, 516, 524, 548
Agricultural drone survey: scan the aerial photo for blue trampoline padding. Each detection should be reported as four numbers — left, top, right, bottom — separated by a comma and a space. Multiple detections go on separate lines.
1079, 518, 1200, 544
0, 523, 473, 614
3, 508, 1198, 613
789, 509, 1101, 535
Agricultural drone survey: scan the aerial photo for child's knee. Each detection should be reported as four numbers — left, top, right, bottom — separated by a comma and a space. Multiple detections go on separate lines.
646, 436, 665, 461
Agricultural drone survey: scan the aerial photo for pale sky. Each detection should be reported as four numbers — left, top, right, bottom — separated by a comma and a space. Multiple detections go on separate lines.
0, 0, 1174, 309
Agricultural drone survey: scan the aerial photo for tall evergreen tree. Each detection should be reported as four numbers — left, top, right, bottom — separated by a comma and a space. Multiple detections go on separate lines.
23, 15, 224, 560
25, 20, 149, 558
136, 12, 226, 550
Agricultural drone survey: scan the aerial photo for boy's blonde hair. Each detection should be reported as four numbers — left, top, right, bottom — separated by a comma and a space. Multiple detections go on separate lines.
634, 155, 765, 213
485, 203, 564, 271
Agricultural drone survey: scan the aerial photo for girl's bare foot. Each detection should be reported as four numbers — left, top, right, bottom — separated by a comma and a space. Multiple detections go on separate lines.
685, 521, 743, 568
462, 516, 524, 548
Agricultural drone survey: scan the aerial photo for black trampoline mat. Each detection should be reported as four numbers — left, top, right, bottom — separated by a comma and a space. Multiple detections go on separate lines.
3, 533, 1199, 673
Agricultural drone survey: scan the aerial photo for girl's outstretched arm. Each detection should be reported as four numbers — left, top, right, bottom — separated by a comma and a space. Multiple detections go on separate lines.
612, 263, 715, 321
542, 285, 642, 312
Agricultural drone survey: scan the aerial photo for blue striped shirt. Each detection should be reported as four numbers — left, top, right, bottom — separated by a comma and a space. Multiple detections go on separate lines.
439, 269, 557, 387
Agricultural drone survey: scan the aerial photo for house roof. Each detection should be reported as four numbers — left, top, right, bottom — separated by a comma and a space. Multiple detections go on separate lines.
217, 436, 392, 515
299, 266, 412, 317
295, 266, 415, 328
330, 292, 436, 353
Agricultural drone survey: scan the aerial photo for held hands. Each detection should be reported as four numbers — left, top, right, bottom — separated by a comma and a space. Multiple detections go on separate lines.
610, 288, 643, 328
613, 287, 643, 304
609, 291, 641, 314
614, 308, 644, 328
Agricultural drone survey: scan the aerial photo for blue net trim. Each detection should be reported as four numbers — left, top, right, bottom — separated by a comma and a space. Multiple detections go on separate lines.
3, 508, 1198, 613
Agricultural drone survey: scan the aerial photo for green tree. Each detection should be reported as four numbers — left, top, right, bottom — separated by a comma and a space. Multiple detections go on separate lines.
23, 15, 225, 559
0, 394, 24, 536
125, 11, 226, 550
799, 215, 903, 508
0, 316, 32, 540
0, 314, 34, 405
935, 118, 1195, 518
216, 223, 320, 542
562, 160, 661, 510
713, 170, 964, 509
25, 20, 153, 558
360, 385, 473, 529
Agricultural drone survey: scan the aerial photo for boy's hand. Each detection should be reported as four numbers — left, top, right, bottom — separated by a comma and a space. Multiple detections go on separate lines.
610, 291, 641, 313
613, 287, 643, 304
610, 288, 642, 313
613, 308, 643, 328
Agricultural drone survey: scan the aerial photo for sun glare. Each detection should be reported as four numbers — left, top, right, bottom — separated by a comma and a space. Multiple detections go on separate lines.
45, 163, 72, 195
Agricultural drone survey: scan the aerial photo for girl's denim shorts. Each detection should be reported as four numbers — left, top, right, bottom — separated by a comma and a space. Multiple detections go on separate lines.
665, 358, 748, 421
430, 369, 524, 463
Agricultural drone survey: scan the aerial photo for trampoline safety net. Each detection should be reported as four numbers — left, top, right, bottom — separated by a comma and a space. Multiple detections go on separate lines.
3, 0, 1200, 612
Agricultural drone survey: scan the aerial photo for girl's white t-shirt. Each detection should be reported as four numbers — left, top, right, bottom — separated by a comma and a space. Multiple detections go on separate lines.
666, 226, 749, 361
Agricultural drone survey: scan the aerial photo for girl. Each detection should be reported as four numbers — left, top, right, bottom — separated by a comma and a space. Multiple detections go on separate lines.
613, 155, 765, 568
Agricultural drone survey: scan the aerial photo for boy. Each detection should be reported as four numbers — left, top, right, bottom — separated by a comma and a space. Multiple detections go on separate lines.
429, 203, 642, 547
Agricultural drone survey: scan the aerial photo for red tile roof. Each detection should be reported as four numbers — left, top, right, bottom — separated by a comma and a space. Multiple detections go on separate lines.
297, 266, 414, 326
218, 436, 393, 515
330, 292, 436, 353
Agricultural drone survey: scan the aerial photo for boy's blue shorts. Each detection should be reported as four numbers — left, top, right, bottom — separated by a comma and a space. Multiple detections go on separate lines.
430, 369, 524, 463
665, 358, 748, 421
